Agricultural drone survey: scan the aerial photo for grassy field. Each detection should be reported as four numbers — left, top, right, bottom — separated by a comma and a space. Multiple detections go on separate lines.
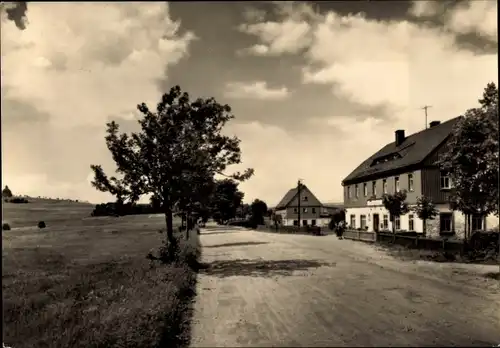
2, 199, 197, 348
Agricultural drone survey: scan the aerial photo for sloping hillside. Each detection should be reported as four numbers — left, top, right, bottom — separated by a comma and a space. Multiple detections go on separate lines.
2, 198, 94, 229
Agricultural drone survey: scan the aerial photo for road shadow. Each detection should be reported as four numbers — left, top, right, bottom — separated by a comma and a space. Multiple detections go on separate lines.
201, 230, 242, 236
204, 241, 268, 248
484, 272, 500, 280
200, 258, 333, 278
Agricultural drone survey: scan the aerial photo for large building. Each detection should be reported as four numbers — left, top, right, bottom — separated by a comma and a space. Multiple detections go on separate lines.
274, 184, 339, 227
342, 118, 498, 239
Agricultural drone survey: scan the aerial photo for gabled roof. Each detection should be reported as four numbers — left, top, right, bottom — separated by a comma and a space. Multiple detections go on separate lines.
342, 116, 462, 185
275, 184, 323, 210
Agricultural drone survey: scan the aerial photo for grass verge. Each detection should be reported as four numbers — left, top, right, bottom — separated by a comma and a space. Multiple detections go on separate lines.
2, 216, 199, 348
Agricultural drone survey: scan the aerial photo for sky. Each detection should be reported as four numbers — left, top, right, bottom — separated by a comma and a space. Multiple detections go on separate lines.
1, 1, 497, 205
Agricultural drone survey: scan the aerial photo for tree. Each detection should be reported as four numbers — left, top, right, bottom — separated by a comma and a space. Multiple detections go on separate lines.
209, 179, 245, 224
329, 208, 346, 230
1, 2, 28, 30
236, 203, 251, 219
91, 86, 253, 251
412, 196, 438, 236
382, 190, 410, 239
250, 199, 268, 226
2, 186, 13, 198
438, 82, 499, 239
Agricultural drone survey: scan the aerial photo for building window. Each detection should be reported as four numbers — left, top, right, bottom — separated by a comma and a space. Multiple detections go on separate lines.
312, 208, 316, 214
440, 172, 451, 189
360, 215, 367, 229
372, 181, 376, 196
383, 215, 388, 229
302, 220, 308, 226
303, 208, 308, 213
395, 176, 400, 193
303, 196, 308, 201
408, 214, 414, 231
439, 213, 453, 233
293, 220, 298, 226
394, 216, 401, 230
350, 214, 356, 229
408, 173, 414, 192
363, 183, 368, 197
293, 208, 297, 213
472, 214, 484, 231
311, 219, 317, 226
347, 186, 351, 199
383, 179, 387, 194
355, 184, 359, 198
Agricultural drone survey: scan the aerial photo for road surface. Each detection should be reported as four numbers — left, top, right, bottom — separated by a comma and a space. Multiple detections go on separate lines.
190, 225, 500, 347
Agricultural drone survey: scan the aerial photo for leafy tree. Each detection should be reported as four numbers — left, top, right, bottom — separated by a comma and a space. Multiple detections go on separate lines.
329, 208, 346, 230
439, 82, 499, 239
236, 203, 251, 219
91, 86, 253, 251
1, 2, 28, 30
412, 196, 438, 236
250, 199, 268, 226
382, 190, 410, 238
210, 179, 245, 224
2, 185, 13, 198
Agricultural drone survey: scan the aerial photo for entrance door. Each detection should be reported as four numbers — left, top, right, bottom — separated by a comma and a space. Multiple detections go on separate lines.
373, 214, 380, 232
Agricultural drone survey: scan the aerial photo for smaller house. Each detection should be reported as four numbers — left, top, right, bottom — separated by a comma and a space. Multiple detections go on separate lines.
274, 183, 332, 227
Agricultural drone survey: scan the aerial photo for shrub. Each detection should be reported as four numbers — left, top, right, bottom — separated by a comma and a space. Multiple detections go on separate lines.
37, 221, 46, 229
9, 197, 29, 204
2, 223, 11, 231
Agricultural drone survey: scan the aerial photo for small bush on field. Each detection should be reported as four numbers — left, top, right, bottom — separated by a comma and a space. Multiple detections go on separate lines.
37, 221, 46, 229
3, 223, 11, 231
8, 197, 29, 204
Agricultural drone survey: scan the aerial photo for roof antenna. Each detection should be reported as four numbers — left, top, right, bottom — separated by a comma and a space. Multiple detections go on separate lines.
421, 105, 432, 129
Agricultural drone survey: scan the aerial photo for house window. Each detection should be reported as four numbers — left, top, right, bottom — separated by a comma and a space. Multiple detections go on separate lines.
394, 216, 401, 230
363, 183, 368, 197
383, 179, 387, 194
408, 214, 414, 231
311, 219, 317, 226
293, 220, 298, 226
372, 181, 376, 196
440, 172, 451, 189
302, 220, 308, 226
293, 208, 297, 213
395, 176, 400, 193
350, 214, 356, 229
408, 174, 414, 192
472, 214, 484, 231
303, 208, 308, 213
360, 215, 367, 229
303, 196, 308, 201
383, 215, 388, 229
312, 208, 316, 214
439, 213, 453, 233
355, 184, 359, 198
347, 186, 351, 199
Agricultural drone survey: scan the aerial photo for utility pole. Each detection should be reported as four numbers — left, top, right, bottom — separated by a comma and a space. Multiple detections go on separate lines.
421, 105, 432, 129
297, 179, 303, 227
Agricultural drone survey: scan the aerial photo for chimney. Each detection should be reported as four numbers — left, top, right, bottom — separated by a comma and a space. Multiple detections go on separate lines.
429, 120, 441, 128
395, 129, 405, 146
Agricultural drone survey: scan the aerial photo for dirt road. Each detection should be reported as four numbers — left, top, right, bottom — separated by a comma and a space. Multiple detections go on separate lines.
190, 225, 500, 347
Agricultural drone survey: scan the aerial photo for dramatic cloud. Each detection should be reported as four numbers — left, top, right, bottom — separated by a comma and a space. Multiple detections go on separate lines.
224, 81, 290, 100
445, 0, 497, 41
1, 3, 195, 202
407, 0, 441, 18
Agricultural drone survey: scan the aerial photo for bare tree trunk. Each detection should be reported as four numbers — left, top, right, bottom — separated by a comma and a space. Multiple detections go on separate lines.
164, 205, 175, 244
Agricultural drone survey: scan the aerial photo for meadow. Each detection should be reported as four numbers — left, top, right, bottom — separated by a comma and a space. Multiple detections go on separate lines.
2, 199, 198, 348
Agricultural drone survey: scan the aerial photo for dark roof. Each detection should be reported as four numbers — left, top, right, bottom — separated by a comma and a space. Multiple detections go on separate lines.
342, 117, 462, 185
275, 184, 323, 210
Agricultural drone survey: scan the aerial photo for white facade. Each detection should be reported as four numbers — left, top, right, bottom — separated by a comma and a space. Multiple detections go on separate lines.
275, 209, 329, 227
345, 204, 423, 233
346, 203, 499, 239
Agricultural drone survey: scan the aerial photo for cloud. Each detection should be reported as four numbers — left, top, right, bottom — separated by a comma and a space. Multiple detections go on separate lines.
1, 3, 195, 202
445, 0, 497, 41
408, 0, 441, 18
224, 81, 290, 100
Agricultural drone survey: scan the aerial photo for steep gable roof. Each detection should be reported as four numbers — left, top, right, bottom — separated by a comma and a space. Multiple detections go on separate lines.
342, 116, 462, 185
275, 184, 323, 210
